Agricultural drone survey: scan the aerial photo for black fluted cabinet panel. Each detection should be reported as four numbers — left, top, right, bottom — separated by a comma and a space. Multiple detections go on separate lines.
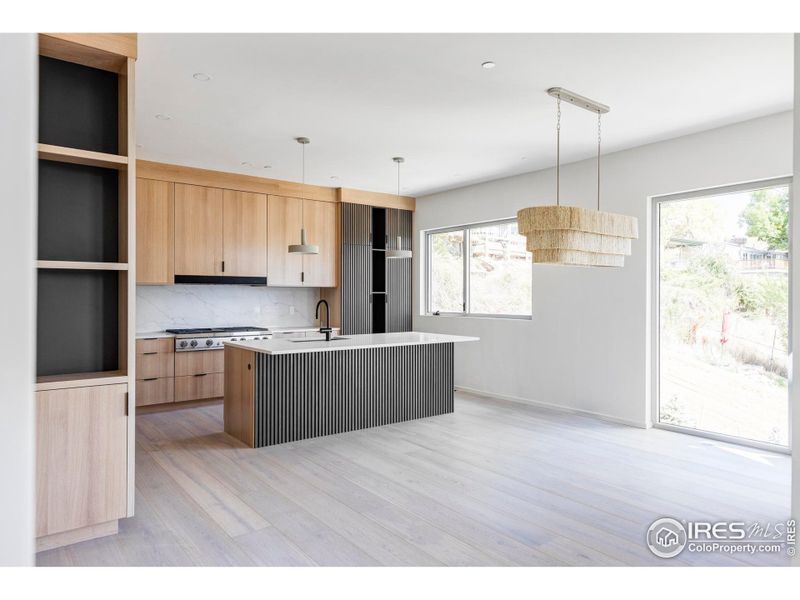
253, 343, 454, 447
342, 244, 372, 335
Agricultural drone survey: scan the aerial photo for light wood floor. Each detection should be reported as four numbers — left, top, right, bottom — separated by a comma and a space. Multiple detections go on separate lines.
37, 392, 791, 566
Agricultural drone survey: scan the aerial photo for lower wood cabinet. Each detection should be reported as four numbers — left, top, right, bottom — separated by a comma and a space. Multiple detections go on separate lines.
36, 384, 128, 538
135, 338, 175, 407
175, 349, 224, 377
135, 377, 175, 407
175, 373, 225, 402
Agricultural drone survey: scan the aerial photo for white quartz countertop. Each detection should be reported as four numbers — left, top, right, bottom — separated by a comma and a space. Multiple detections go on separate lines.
225, 332, 479, 355
136, 331, 175, 339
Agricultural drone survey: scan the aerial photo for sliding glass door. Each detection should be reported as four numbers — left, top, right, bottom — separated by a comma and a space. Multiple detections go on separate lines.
655, 180, 791, 448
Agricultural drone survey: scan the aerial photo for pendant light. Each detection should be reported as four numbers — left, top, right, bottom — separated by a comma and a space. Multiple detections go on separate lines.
386, 157, 412, 259
517, 88, 638, 267
288, 137, 319, 255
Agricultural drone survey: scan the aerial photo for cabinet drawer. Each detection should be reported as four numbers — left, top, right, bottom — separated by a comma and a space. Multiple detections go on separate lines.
175, 373, 224, 402
136, 338, 174, 354
175, 349, 224, 376
135, 352, 174, 379
135, 377, 175, 407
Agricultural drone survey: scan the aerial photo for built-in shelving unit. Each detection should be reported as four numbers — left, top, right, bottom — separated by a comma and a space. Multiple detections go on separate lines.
34, 33, 137, 551
338, 202, 412, 335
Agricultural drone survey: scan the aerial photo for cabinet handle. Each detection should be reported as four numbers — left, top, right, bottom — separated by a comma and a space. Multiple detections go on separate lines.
143, 351, 157, 355
301, 271, 305, 283
143, 377, 158, 381
222, 260, 225, 273
194, 373, 207, 377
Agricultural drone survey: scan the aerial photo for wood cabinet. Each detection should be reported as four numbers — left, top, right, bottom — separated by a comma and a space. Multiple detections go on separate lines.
175, 373, 225, 402
174, 349, 224, 402
136, 179, 174, 284
135, 338, 174, 407
267, 195, 337, 287
174, 184, 267, 278
303, 199, 337, 287
267, 195, 303, 286
174, 183, 224, 276
174, 349, 224, 376
223, 190, 267, 277
36, 384, 128, 538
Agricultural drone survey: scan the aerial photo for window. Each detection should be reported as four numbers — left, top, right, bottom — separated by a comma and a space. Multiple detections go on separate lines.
426, 219, 532, 318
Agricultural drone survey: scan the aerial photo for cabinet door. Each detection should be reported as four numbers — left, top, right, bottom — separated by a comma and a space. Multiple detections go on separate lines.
223, 190, 267, 277
36, 384, 128, 537
136, 179, 174, 284
267, 195, 303, 286
174, 184, 224, 276
303, 199, 337, 287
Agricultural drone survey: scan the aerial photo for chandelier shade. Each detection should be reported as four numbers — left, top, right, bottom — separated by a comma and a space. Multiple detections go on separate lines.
517, 88, 638, 267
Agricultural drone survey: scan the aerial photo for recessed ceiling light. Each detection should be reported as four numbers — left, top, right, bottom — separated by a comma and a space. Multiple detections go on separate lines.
263, 164, 272, 169
154, 114, 171, 120
193, 72, 211, 81
481, 61, 496, 69
241, 161, 253, 167
330, 176, 339, 180
520, 156, 527, 160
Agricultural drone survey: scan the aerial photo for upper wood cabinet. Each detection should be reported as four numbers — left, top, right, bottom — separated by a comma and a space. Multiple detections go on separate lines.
267, 195, 337, 287
303, 198, 337, 287
223, 190, 267, 277
136, 179, 174, 285
267, 195, 303, 286
175, 184, 224, 276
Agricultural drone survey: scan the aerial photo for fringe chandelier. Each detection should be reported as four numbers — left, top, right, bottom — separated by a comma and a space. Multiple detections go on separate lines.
517, 88, 638, 267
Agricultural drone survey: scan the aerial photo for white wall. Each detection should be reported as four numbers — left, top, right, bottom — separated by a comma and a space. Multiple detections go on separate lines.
414, 111, 793, 427
791, 34, 799, 563
136, 285, 320, 333
0, 34, 36, 566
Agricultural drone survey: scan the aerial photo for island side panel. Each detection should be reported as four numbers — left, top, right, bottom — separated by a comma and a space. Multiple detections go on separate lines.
253, 342, 454, 448
223, 345, 255, 447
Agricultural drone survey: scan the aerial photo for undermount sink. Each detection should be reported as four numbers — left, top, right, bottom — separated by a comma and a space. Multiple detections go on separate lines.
290, 336, 350, 343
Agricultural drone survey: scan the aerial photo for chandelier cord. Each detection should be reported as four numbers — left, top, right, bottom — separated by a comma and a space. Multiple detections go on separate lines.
556, 97, 561, 206
597, 111, 601, 211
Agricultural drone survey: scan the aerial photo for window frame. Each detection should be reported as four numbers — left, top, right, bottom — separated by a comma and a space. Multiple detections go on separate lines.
424, 217, 532, 320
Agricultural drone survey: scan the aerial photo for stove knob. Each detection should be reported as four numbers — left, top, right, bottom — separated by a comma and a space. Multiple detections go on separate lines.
206, 339, 214, 346
179, 340, 188, 348
190, 340, 198, 347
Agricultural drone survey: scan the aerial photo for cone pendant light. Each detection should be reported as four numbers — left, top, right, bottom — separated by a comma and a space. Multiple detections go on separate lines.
517, 88, 638, 267
386, 157, 412, 259
288, 137, 319, 255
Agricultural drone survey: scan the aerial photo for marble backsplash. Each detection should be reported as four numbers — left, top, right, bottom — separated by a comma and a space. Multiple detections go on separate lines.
136, 285, 321, 332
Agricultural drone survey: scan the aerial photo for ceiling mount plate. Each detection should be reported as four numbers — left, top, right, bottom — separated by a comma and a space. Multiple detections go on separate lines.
392, 156, 405, 163
547, 87, 610, 114
295, 136, 310, 144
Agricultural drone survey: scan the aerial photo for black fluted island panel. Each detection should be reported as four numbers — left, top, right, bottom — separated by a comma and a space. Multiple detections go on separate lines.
223, 332, 478, 448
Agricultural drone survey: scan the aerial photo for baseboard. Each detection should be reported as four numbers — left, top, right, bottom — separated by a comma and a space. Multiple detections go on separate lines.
36, 519, 118, 553
137, 397, 222, 414
454, 385, 648, 429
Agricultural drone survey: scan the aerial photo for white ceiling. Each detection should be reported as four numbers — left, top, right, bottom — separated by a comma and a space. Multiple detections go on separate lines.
136, 33, 793, 197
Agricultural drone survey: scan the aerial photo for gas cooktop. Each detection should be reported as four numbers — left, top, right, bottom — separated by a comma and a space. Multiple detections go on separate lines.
165, 326, 272, 351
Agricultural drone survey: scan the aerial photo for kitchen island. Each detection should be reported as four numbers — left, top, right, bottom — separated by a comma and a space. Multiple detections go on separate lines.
223, 332, 478, 447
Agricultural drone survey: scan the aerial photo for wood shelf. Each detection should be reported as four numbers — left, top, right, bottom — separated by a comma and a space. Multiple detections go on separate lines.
35, 370, 129, 392
37, 260, 129, 271
38, 143, 128, 170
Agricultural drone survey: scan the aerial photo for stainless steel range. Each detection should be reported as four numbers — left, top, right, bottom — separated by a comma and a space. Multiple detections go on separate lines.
165, 326, 272, 352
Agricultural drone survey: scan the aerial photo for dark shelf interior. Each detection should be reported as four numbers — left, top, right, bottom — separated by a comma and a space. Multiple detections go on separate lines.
372, 294, 387, 334
39, 56, 119, 154
371, 207, 386, 250
38, 160, 119, 262
37, 269, 119, 377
